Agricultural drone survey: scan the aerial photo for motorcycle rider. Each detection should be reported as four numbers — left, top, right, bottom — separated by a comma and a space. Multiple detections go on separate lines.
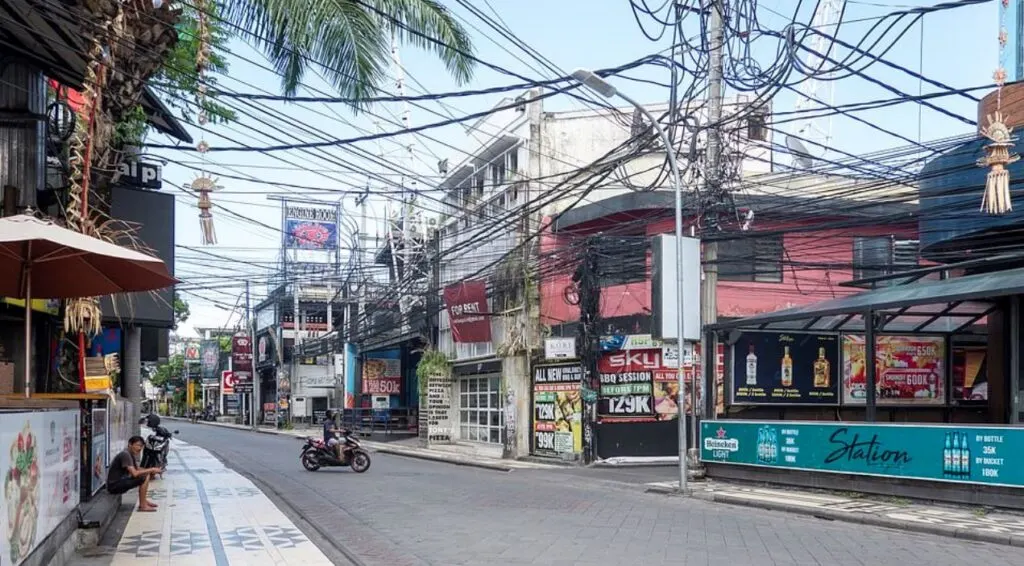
322, 409, 345, 463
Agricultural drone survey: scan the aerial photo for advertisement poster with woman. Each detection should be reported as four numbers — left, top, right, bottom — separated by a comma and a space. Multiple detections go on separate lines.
1, 410, 79, 566
842, 335, 946, 405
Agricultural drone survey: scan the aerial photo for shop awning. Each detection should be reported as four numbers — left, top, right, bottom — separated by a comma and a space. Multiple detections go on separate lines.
711, 266, 1024, 334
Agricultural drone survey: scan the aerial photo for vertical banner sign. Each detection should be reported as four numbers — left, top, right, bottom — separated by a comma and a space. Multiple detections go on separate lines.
731, 332, 840, 405
200, 340, 220, 381
231, 335, 254, 392
184, 341, 200, 361
842, 335, 945, 405
284, 205, 338, 250
443, 280, 491, 343
532, 364, 583, 456
361, 358, 401, 395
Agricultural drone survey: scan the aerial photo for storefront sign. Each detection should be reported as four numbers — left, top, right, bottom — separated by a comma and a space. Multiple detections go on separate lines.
256, 332, 276, 368
597, 349, 698, 422
221, 371, 236, 395
443, 280, 491, 343
0, 410, 80, 565
544, 337, 576, 360
112, 159, 162, 189
231, 335, 254, 392
284, 205, 338, 250
701, 420, 1024, 488
532, 364, 583, 456
362, 357, 401, 395
184, 341, 200, 361
731, 332, 839, 405
427, 377, 453, 443
200, 340, 220, 380
842, 335, 945, 405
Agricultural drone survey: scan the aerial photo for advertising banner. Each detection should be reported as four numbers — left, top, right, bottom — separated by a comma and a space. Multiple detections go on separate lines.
361, 357, 401, 395
842, 335, 945, 405
701, 420, 1024, 488
231, 335, 254, 393
256, 331, 275, 368
443, 280, 491, 343
426, 376, 453, 443
0, 410, 80, 566
532, 364, 583, 456
200, 340, 220, 380
184, 342, 200, 362
89, 407, 108, 496
221, 371, 236, 395
732, 332, 839, 405
953, 346, 988, 402
596, 349, 700, 422
284, 205, 338, 250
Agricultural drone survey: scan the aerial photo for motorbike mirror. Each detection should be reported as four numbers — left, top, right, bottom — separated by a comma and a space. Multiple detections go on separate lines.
173, 430, 179, 435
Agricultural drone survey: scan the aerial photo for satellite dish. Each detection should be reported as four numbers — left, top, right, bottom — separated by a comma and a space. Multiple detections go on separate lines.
785, 135, 815, 169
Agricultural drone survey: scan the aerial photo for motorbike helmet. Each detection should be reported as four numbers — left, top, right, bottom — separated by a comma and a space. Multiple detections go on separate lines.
143, 413, 161, 428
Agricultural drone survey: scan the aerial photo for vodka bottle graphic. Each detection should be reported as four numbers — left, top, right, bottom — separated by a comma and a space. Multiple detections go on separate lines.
943, 432, 952, 477
746, 345, 758, 385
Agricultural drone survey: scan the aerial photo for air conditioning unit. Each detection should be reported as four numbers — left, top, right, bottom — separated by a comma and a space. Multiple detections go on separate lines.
437, 158, 449, 175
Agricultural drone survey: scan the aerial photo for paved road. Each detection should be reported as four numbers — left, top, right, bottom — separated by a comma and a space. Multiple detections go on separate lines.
171, 422, 1022, 566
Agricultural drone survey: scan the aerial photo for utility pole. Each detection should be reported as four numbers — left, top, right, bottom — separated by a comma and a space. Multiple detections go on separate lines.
245, 279, 255, 430
697, 0, 725, 467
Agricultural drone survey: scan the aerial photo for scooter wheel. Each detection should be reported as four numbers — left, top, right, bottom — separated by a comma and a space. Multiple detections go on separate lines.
350, 450, 371, 473
301, 451, 320, 472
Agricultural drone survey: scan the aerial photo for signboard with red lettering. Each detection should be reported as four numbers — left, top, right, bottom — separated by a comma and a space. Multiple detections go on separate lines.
597, 348, 699, 422
231, 335, 254, 393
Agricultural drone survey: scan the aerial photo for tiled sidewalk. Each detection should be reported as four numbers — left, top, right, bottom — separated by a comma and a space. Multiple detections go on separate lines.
107, 438, 334, 565
646, 481, 1024, 547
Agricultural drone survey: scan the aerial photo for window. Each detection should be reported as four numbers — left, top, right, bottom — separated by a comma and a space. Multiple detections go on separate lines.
507, 150, 519, 175
459, 376, 503, 444
593, 237, 648, 286
853, 236, 919, 281
718, 235, 783, 283
491, 160, 506, 187
747, 111, 767, 141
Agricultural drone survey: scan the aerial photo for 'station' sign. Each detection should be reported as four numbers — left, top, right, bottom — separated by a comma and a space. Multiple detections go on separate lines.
701, 420, 1024, 487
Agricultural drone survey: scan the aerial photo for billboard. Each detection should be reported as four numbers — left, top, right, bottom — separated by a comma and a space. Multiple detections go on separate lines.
731, 332, 840, 405
842, 335, 945, 406
284, 205, 338, 250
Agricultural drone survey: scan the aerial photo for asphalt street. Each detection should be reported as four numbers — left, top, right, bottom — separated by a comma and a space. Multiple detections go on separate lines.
171, 422, 1023, 566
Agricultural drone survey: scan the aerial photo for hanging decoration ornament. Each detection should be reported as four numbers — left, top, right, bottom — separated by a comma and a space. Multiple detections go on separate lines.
194, 0, 218, 243
979, 0, 1018, 215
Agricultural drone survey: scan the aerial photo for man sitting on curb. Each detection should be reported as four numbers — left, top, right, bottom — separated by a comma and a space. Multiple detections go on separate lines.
106, 435, 161, 512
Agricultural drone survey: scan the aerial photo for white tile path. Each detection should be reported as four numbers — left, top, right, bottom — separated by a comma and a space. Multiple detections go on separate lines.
107, 437, 334, 566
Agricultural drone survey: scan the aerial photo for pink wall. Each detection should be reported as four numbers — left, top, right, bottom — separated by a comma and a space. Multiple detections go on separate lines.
539, 216, 917, 326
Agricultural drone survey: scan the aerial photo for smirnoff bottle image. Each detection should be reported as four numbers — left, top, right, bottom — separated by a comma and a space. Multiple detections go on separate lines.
746, 345, 758, 385
813, 347, 830, 388
781, 346, 794, 387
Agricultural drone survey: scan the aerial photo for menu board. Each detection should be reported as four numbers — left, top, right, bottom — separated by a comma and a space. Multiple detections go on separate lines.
532, 364, 583, 455
842, 335, 946, 405
731, 332, 839, 405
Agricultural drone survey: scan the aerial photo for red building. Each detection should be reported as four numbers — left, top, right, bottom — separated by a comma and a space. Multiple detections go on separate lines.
537, 189, 919, 458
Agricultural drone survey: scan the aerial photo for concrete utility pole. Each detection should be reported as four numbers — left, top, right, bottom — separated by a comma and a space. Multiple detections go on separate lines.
245, 279, 256, 430
697, 0, 725, 466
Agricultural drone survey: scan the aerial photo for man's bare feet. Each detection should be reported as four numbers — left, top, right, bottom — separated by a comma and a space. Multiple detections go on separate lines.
137, 506, 157, 512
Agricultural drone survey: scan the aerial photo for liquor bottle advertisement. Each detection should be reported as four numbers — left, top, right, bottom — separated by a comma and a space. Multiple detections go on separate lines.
731, 332, 839, 405
842, 335, 945, 406
701, 420, 1020, 487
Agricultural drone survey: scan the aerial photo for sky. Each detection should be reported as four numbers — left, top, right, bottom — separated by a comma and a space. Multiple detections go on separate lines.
161, 0, 999, 337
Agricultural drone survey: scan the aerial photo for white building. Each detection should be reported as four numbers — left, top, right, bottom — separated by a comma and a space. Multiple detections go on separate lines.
432, 89, 772, 458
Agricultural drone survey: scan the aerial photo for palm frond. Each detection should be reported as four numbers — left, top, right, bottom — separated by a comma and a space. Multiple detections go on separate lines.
221, 0, 474, 102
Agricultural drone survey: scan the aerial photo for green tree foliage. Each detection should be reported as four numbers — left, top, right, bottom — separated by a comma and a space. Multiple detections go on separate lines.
151, 353, 184, 389
221, 0, 475, 101
173, 292, 190, 330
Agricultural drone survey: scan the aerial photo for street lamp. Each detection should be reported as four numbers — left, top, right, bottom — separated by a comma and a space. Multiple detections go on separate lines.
571, 68, 689, 493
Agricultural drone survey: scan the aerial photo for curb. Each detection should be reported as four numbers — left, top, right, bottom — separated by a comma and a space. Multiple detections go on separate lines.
169, 416, 515, 473
645, 486, 1024, 548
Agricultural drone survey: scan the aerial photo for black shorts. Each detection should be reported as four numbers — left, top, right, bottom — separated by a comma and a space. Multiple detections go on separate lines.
106, 476, 145, 495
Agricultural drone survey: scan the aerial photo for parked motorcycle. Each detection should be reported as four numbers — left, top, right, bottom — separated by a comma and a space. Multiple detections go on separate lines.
138, 414, 177, 473
300, 430, 371, 473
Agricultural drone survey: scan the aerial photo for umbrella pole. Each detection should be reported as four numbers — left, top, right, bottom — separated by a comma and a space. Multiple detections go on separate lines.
23, 268, 31, 399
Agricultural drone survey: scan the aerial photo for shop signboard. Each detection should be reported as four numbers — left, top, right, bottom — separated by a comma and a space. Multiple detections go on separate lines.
231, 335, 254, 393
0, 410, 80, 566
532, 364, 583, 456
200, 340, 220, 380
597, 349, 700, 422
362, 357, 401, 395
701, 420, 1024, 488
731, 332, 840, 405
284, 205, 338, 250
426, 377, 453, 443
842, 335, 945, 405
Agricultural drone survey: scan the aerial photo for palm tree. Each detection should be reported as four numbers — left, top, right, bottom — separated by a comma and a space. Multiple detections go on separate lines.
222, 0, 475, 100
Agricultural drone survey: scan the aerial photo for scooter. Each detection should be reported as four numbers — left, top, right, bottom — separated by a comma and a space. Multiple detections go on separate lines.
300, 430, 371, 473
138, 414, 177, 474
